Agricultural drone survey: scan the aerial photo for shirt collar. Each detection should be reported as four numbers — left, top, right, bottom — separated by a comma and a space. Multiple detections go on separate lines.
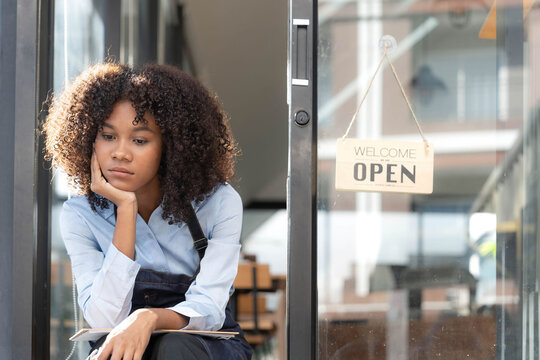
99, 200, 115, 220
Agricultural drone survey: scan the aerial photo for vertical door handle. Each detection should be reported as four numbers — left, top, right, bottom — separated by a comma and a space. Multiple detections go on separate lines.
292, 19, 310, 86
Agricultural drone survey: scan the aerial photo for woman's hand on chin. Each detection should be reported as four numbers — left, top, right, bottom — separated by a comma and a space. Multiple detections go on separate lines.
90, 150, 136, 209
92, 309, 158, 360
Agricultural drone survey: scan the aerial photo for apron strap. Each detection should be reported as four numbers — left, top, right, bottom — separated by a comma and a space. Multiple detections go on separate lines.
185, 205, 208, 261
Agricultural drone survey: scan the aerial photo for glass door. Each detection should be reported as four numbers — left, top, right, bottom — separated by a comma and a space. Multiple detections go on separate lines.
289, 0, 540, 359
48, 1, 191, 358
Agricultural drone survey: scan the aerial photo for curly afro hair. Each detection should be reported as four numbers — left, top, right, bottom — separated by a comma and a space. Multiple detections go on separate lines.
43, 62, 238, 224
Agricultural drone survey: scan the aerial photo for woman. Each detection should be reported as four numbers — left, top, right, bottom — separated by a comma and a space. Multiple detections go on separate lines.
43, 63, 252, 360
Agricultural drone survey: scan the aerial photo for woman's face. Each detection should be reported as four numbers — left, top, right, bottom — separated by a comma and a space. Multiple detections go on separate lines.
94, 100, 163, 196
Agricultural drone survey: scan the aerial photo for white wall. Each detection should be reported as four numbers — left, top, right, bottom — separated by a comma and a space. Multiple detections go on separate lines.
183, 0, 289, 204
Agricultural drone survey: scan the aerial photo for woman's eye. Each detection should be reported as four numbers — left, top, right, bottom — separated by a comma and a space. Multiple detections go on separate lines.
134, 139, 147, 145
101, 134, 115, 141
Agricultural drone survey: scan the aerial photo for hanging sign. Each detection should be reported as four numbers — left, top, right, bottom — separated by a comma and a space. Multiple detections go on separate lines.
334, 35, 434, 194
335, 138, 433, 194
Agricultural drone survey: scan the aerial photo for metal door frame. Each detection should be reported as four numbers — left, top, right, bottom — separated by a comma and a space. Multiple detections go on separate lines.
0, 0, 54, 359
287, 0, 317, 358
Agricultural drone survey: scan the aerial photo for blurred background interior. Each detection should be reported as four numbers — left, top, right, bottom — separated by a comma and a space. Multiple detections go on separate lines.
45, 0, 540, 359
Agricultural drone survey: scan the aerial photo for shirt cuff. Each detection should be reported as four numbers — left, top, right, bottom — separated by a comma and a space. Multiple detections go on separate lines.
166, 304, 209, 330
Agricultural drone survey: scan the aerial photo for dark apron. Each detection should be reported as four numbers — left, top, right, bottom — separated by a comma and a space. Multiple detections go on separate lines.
131, 269, 253, 360
89, 204, 253, 360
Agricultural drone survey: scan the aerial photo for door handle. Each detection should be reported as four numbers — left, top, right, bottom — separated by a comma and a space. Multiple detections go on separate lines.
292, 19, 310, 86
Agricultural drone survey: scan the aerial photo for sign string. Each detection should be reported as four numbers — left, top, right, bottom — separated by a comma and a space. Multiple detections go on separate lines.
342, 44, 429, 152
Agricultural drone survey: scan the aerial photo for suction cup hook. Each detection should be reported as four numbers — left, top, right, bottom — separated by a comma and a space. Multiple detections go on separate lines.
379, 35, 397, 53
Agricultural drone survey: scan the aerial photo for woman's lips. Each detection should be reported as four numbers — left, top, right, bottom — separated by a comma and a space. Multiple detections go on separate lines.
108, 168, 133, 177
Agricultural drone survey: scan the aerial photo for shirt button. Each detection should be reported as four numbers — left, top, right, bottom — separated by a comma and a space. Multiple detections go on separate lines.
129, 269, 136, 277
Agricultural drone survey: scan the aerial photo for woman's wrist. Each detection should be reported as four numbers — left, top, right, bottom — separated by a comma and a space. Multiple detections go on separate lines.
116, 195, 138, 213
133, 308, 160, 331
136, 308, 188, 330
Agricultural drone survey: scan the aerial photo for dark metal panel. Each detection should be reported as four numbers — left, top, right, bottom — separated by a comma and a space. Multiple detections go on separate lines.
98, 0, 121, 59
12, 0, 53, 359
13, 0, 39, 357
137, 0, 158, 63
0, 0, 17, 357
165, 5, 185, 69
287, 0, 317, 358
33, 0, 54, 358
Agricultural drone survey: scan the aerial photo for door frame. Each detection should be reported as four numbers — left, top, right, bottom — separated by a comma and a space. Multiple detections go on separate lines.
287, 0, 318, 358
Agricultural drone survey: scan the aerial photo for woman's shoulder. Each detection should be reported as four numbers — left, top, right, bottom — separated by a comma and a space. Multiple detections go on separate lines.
208, 183, 242, 206
214, 183, 241, 202
62, 195, 114, 222
196, 183, 242, 213
63, 195, 92, 212
62, 195, 89, 213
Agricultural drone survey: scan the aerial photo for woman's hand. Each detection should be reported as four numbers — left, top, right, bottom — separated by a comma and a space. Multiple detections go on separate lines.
92, 309, 157, 360
90, 150, 136, 208
92, 309, 188, 360
91, 149, 137, 259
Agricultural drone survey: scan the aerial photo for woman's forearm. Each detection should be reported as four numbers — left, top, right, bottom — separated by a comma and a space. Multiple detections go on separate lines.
136, 308, 189, 330
112, 199, 138, 259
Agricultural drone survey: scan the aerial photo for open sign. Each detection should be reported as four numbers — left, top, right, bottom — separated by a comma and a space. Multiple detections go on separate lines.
335, 138, 434, 194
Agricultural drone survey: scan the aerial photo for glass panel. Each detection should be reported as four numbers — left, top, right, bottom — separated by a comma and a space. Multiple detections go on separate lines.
50, 1, 106, 358
317, 1, 539, 359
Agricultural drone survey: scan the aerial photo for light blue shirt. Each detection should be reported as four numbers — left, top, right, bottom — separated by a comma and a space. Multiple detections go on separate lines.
60, 184, 242, 331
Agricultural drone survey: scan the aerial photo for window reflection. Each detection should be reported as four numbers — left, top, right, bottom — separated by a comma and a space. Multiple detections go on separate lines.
317, 1, 537, 359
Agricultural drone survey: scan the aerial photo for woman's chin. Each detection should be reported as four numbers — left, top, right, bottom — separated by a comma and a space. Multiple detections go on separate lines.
105, 179, 136, 193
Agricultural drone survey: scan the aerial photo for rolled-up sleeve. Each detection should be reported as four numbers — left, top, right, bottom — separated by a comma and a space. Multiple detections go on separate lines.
167, 187, 243, 330
61, 202, 141, 328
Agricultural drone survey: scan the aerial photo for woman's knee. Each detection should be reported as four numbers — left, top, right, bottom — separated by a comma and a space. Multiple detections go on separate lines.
149, 333, 210, 360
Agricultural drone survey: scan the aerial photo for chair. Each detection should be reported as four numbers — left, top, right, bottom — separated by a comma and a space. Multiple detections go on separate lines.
233, 257, 285, 358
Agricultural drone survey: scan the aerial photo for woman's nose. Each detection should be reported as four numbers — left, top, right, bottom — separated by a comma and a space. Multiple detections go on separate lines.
111, 141, 132, 161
